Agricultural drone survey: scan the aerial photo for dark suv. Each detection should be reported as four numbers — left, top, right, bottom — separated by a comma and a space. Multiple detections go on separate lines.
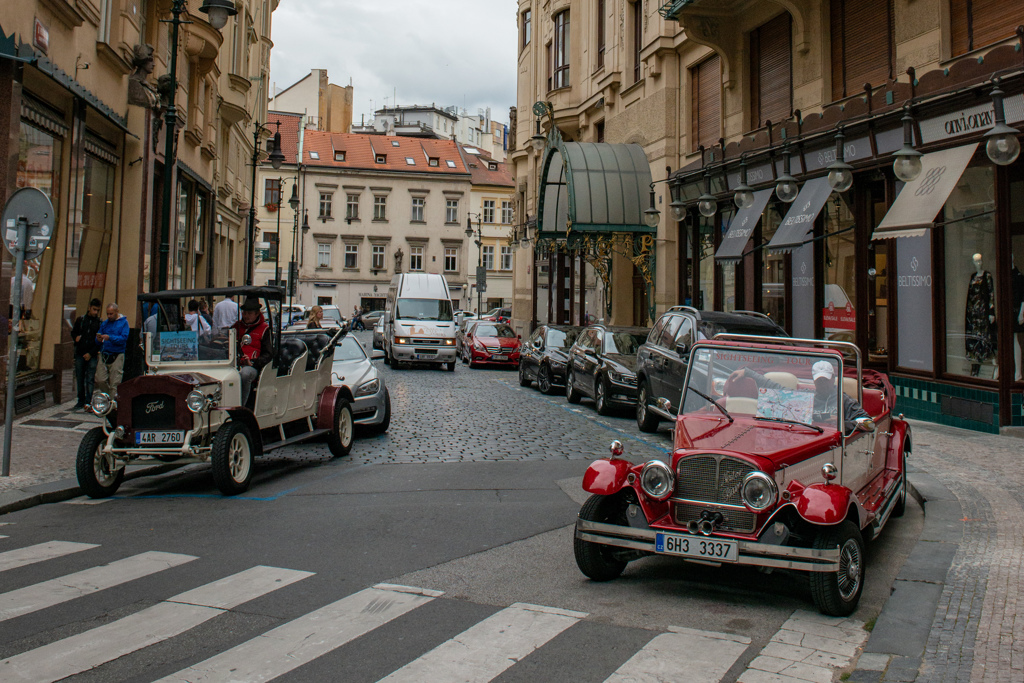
634, 307, 788, 432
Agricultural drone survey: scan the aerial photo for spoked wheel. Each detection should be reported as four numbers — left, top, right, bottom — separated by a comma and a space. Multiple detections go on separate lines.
518, 363, 532, 387
76, 426, 124, 498
211, 421, 255, 495
538, 364, 553, 394
326, 397, 355, 457
810, 521, 865, 616
636, 381, 660, 433
892, 440, 909, 517
574, 494, 630, 581
566, 370, 581, 404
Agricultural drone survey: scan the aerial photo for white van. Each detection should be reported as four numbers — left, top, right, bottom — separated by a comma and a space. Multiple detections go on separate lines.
383, 273, 457, 371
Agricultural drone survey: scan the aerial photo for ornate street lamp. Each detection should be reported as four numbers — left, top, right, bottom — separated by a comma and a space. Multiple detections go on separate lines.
157, 0, 236, 291
697, 172, 717, 218
733, 155, 755, 210
827, 127, 855, 193
892, 104, 924, 182
985, 80, 1021, 166
775, 143, 799, 203
245, 121, 285, 285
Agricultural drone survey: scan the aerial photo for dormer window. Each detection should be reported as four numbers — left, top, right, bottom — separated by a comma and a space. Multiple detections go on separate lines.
309, 151, 320, 159
446, 160, 456, 168
428, 158, 439, 167
488, 162, 497, 171
406, 157, 416, 165
335, 151, 346, 161
376, 154, 386, 164
391, 140, 400, 147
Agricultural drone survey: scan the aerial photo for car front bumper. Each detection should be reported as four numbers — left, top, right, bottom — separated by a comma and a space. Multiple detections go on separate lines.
353, 385, 387, 425
606, 378, 638, 404
392, 345, 456, 363
469, 349, 520, 365
575, 519, 841, 572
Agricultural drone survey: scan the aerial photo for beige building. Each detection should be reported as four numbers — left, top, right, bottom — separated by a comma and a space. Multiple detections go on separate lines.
1, 0, 274, 411
269, 69, 353, 134
511, 0, 1024, 432
460, 147, 516, 314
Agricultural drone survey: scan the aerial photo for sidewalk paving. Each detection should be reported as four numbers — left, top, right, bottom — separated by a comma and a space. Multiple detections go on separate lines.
0, 407, 1020, 682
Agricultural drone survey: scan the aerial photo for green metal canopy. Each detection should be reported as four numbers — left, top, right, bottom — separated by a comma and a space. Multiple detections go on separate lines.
537, 139, 654, 237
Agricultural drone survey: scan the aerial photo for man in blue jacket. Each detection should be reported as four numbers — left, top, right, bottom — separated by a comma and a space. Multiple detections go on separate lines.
94, 303, 130, 397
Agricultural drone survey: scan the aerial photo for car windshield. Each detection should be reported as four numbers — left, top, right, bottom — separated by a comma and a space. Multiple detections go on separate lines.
322, 308, 343, 323
333, 336, 367, 361
680, 346, 843, 431
475, 323, 516, 338
144, 297, 262, 364
546, 328, 577, 348
395, 298, 454, 321
604, 332, 647, 355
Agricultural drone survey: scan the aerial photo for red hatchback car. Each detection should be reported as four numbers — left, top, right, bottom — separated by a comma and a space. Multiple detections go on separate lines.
462, 322, 521, 368
573, 335, 909, 616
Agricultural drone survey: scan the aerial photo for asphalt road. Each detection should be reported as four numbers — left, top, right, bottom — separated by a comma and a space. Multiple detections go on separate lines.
0, 330, 922, 682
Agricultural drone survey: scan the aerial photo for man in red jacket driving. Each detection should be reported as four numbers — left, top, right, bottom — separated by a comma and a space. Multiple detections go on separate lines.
231, 297, 272, 406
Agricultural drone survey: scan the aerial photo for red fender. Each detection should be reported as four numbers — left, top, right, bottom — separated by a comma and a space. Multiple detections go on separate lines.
791, 482, 853, 525
583, 458, 634, 496
886, 419, 911, 470
316, 386, 345, 430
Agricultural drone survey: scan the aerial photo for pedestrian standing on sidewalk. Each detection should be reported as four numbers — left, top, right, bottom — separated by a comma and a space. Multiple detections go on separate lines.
94, 303, 130, 397
213, 294, 239, 332
71, 298, 103, 409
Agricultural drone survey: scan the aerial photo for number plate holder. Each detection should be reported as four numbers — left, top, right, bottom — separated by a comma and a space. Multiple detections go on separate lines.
655, 532, 738, 562
135, 430, 185, 446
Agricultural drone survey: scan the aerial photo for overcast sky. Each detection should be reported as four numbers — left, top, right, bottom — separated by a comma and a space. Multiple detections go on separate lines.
269, 0, 519, 125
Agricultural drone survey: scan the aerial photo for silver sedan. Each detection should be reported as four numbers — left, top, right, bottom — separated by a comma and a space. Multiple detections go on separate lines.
331, 336, 390, 434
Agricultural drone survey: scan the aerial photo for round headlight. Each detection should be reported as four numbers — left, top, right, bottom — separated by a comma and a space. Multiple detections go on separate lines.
90, 392, 114, 416
640, 460, 675, 501
186, 390, 207, 413
741, 472, 778, 512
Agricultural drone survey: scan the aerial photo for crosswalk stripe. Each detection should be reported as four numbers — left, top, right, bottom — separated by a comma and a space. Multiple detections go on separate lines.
0, 551, 196, 622
156, 583, 443, 683
604, 626, 752, 683
379, 602, 589, 683
0, 541, 99, 572
0, 566, 312, 683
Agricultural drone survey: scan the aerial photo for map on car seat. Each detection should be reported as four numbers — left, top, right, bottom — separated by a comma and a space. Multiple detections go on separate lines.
756, 387, 814, 425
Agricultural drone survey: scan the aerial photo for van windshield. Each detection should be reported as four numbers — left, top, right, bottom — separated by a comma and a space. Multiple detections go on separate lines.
395, 298, 453, 321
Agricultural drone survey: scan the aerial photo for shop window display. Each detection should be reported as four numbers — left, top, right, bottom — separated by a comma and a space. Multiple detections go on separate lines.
1008, 171, 1024, 382
944, 165, 997, 379
822, 194, 857, 343
697, 216, 715, 309
717, 208, 738, 311
760, 205, 787, 324
66, 153, 115, 318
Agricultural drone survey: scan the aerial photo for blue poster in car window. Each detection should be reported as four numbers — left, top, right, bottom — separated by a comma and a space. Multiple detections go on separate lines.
159, 331, 199, 361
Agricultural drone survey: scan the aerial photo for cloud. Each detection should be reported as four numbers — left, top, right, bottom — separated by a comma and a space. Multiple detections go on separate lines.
269, 0, 519, 122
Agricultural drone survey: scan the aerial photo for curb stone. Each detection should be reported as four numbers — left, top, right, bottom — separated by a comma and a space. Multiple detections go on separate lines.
0, 464, 183, 516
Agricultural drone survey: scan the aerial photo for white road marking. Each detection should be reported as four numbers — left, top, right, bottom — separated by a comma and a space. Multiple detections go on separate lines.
379, 602, 588, 683
0, 541, 99, 572
0, 551, 196, 622
605, 625, 751, 683
157, 583, 443, 683
0, 566, 311, 682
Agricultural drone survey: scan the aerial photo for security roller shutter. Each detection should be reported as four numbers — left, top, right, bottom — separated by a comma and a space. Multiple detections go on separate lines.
692, 54, 722, 152
830, 0, 893, 101
951, 0, 1024, 56
751, 13, 793, 129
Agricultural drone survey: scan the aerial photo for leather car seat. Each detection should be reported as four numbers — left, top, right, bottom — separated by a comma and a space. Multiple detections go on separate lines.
277, 338, 307, 376
304, 334, 330, 371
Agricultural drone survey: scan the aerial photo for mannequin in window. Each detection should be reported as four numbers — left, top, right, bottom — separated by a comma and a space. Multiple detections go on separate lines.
965, 253, 996, 376
1013, 257, 1024, 381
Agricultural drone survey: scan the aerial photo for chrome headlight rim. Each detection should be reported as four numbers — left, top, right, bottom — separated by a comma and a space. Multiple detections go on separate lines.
186, 390, 207, 413
741, 471, 778, 512
639, 459, 675, 501
355, 378, 380, 397
90, 392, 115, 416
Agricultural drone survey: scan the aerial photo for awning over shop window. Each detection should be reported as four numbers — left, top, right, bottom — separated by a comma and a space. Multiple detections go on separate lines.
715, 188, 774, 261
871, 143, 978, 240
766, 177, 834, 253
538, 142, 654, 236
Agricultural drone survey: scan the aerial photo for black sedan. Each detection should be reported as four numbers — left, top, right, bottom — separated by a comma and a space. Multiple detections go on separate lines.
517, 325, 582, 394
565, 325, 649, 415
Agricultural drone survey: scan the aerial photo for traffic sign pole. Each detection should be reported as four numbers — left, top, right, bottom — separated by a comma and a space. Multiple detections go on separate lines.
3, 217, 27, 477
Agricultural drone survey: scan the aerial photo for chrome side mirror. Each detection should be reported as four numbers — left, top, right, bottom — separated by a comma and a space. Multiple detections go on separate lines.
854, 417, 875, 433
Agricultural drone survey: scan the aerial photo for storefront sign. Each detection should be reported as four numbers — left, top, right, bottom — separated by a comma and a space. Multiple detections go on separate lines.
33, 18, 48, 54
726, 163, 775, 190
791, 242, 815, 339
803, 135, 871, 173
715, 189, 774, 261
767, 177, 834, 253
919, 94, 1024, 144
77, 272, 106, 289
896, 235, 934, 371
822, 301, 856, 330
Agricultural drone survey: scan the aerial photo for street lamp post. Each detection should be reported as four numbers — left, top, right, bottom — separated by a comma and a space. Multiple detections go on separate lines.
156, 0, 235, 292
465, 213, 484, 317
246, 120, 285, 285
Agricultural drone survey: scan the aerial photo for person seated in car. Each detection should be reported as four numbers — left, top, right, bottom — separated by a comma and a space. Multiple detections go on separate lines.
729, 360, 868, 425
231, 297, 272, 406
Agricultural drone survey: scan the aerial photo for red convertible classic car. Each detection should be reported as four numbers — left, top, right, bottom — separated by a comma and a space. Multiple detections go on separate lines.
573, 335, 909, 616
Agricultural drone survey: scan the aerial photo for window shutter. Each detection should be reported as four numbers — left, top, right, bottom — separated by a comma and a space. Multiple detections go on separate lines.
692, 54, 721, 152
830, 0, 893, 102
951, 0, 1024, 56
751, 13, 792, 129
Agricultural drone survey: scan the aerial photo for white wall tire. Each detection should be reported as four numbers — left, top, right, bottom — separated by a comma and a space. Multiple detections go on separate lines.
327, 396, 354, 457
211, 421, 255, 495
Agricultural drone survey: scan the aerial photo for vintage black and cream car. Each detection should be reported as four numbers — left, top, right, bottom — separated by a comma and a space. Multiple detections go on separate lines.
76, 286, 356, 497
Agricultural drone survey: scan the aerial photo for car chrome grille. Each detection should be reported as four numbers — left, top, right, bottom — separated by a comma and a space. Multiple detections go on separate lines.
131, 394, 177, 430
622, 375, 637, 386
672, 502, 756, 533
412, 338, 442, 346
675, 454, 755, 507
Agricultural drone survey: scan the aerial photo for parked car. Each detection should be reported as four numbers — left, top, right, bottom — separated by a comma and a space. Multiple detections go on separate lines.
565, 325, 649, 415
77, 286, 356, 498
484, 307, 512, 323
518, 325, 583, 394
461, 322, 521, 368
362, 309, 386, 326
372, 318, 385, 350
455, 317, 478, 355
574, 335, 908, 616
331, 335, 390, 435
287, 304, 345, 330
635, 307, 788, 432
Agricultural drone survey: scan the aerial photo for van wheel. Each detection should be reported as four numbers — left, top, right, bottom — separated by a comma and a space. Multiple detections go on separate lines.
445, 360, 456, 372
